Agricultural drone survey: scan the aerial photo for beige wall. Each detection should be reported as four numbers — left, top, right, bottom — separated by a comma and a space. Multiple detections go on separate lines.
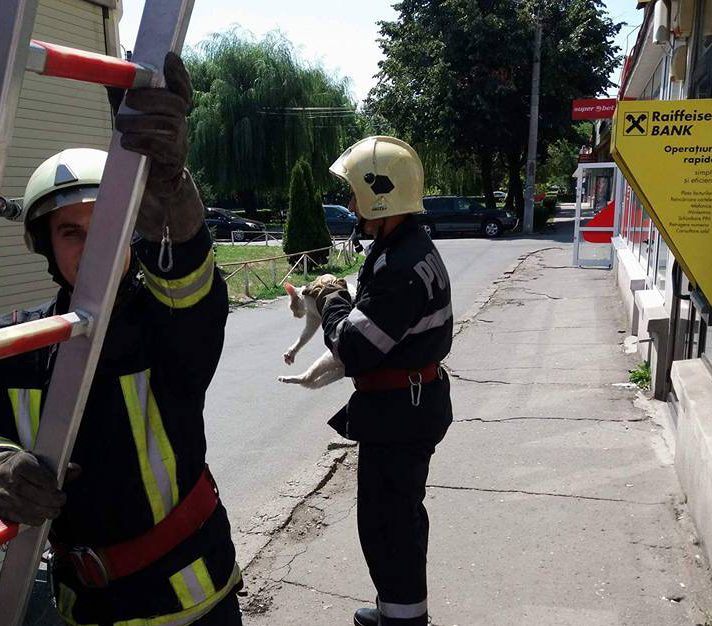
0, 0, 115, 313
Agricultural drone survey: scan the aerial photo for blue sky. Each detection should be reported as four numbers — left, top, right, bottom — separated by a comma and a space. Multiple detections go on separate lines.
118, 0, 644, 103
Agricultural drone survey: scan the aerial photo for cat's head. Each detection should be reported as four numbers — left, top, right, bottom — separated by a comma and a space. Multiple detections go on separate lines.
284, 282, 307, 318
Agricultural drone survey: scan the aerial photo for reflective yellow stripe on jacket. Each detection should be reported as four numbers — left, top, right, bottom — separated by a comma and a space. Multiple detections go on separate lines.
169, 557, 216, 609
120, 370, 179, 524
7, 389, 41, 449
0, 437, 22, 451
57, 564, 242, 626
141, 251, 214, 309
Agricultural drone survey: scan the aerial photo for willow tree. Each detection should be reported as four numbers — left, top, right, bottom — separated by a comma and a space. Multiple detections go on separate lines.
185, 30, 358, 213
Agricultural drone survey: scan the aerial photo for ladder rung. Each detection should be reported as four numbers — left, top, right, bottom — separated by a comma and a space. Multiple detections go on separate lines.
0, 520, 19, 545
27, 40, 154, 89
0, 311, 92, 360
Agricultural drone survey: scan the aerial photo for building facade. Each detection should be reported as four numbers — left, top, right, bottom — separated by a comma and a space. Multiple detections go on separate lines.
612, 0, 712, 564
0, 0, 121, 313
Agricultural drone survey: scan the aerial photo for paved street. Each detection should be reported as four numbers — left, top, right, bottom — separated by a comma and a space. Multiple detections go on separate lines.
23, 221, 575, 624
243, 245, 712, 626
205, 226, 569, 565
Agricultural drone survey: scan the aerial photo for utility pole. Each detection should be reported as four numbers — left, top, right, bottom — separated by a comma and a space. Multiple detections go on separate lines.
523, 15, 542, 235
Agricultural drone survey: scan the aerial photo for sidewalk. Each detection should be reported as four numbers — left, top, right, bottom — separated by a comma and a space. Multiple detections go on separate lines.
242, 246, 712, 626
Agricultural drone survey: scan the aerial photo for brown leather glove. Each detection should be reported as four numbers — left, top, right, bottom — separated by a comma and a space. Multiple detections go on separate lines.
115, 52, 202, 243
303, 275, 349, 314
0, 450, 66, 526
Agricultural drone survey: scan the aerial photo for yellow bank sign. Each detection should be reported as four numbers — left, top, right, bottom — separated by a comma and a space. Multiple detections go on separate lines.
611, 99, 712, 300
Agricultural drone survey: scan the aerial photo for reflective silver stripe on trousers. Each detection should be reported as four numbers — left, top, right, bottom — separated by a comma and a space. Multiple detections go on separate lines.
402, 303, 452, 337
347, 308, 397, 353
379, 598, 428, 619
132, 372, 175, 517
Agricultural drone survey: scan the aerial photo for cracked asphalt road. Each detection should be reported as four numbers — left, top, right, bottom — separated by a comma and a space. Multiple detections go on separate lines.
23, 224, 563, 626
243, 244, 712, 626
203, 229, 564, 565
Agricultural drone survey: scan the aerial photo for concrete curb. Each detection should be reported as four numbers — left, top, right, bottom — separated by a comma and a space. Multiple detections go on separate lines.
237, 441, 356, 570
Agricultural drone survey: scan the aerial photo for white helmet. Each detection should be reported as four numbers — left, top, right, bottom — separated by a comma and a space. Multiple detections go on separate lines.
329, 136, 424, 220
22, 148, 107, 253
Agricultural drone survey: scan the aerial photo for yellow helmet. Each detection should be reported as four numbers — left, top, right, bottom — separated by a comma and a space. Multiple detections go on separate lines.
329, 136, 424, 220
22, 148, 107, 253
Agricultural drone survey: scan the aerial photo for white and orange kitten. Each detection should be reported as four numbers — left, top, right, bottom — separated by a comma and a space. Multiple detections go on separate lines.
278, 276, 355, 389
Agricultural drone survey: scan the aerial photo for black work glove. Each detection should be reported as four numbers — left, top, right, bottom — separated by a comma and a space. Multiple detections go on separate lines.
303, 276, 349, 315
0, 450, 66, 526
115, 52, 202, 243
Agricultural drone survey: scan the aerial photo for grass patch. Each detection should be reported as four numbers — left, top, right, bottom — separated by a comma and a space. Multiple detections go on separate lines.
629, 361, 651, 390
215, 243, 363, 303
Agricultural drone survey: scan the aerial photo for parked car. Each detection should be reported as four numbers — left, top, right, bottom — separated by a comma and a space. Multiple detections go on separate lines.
418, 196, 518, 238
493, 190, 507, 201
204, 207, 265, 241
323, 204, 358, 237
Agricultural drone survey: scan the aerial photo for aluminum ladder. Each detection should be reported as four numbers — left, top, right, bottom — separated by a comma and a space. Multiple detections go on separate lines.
0, 1, 195, 623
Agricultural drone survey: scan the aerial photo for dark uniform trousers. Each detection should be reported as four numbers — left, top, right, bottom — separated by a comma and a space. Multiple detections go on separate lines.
321, 216, 454, 625
358, 443, 434, 626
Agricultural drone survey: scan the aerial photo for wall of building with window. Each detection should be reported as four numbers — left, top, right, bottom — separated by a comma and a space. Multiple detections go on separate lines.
613, 1, 710, 394
0, 0, 120, 313
611, 0, 712, 571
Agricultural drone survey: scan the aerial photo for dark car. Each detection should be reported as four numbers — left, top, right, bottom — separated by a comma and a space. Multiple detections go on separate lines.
204, 207, 266, 241
323, 204, 358, 237
418, 196, 518, 238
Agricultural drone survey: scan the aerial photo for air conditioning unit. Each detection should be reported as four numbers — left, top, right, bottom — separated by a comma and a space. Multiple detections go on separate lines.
653, 0, 670, 44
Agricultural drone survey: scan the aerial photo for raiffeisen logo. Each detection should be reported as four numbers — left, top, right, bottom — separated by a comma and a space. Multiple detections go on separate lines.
650, 109, 712, 136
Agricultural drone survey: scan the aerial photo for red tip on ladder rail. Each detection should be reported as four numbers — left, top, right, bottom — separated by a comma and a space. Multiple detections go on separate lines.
0, 520, 19, 545
0, 312, 92, 361
27, 40, 154, 89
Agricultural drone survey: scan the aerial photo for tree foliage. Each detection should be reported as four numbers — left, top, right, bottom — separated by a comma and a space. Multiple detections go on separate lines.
367, 0, 621, 213
283, 158, 332, 263
538, 122, 593, 194
185, 30, 359, 211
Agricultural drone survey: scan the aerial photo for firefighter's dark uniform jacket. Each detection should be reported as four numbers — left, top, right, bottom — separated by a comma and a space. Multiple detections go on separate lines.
321, 216, 453, 443
0, 224, 239, 625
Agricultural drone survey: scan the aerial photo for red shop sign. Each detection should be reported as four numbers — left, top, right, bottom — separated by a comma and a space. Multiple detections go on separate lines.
571, 98, 617, 120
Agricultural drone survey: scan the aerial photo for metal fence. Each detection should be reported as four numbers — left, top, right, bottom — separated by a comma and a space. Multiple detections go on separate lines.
229, 230, 283, 246
218, 239, 358, 300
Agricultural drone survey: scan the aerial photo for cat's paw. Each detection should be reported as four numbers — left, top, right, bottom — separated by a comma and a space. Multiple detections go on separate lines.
283, 352, 295, 365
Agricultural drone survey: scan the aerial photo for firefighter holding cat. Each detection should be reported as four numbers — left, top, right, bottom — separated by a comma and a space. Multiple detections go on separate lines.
304, 136, 453, 626
0, 54, 243, 624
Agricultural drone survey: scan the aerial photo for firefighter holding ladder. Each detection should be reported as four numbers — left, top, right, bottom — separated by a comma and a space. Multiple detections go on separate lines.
0, 24, 244, 626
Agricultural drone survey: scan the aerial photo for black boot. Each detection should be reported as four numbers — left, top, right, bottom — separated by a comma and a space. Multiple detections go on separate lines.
354, 607, 379, 626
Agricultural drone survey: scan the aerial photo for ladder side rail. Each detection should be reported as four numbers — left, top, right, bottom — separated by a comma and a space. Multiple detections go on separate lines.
0, 1, 196, 623
0, 0, 41, 187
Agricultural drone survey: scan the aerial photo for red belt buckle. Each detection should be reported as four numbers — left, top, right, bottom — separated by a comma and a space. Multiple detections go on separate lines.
69, 546, 109, 588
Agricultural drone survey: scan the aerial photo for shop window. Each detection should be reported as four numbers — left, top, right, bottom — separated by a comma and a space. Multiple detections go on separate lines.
698, 0, 712, 55
639, 209, 653, 268
692, 0, 712, 96
640, 58, 664, 100
656, 237, 669, 292
631, 198, 643, 256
